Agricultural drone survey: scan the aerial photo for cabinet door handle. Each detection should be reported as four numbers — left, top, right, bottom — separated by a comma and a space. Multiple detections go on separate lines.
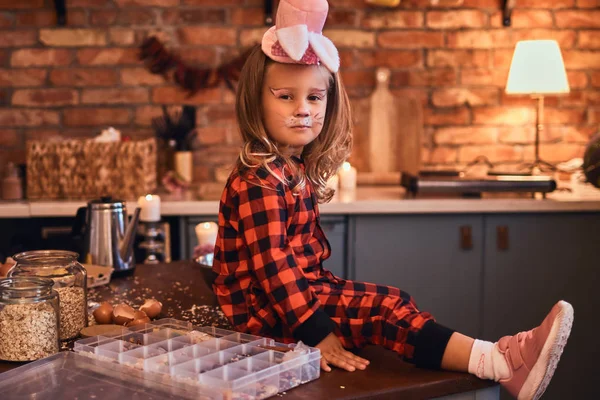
460, 225, 473, 250
497, 226, 509, 251
41, 226, 73, 239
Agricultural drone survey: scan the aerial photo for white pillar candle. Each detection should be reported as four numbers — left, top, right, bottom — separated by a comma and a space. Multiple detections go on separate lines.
339, 188, 356, 203
195, 221, 218, 246
326, 174, 339, 191
338, 162, 357, 190
138, 194, 161, 222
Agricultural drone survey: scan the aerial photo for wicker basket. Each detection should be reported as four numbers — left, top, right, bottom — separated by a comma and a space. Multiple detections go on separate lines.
26, 139, 157, 200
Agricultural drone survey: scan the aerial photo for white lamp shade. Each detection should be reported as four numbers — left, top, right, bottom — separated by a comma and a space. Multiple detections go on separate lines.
505, 40, 570, 95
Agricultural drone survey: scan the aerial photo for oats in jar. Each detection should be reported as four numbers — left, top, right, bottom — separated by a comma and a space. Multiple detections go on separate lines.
55, 286, 86, 340
0, 302, 59, 361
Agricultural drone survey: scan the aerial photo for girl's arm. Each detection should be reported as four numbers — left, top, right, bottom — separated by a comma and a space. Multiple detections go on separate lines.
237, 178, 335, 346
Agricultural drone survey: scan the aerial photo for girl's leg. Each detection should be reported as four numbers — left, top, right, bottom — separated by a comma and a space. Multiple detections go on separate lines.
316, 280, 453, 368
317, 280, 573, 400
440, 332, 474, 372
443, 301, 573, 400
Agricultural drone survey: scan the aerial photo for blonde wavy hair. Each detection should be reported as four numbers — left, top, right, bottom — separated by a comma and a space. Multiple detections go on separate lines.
235, 45, 352, 203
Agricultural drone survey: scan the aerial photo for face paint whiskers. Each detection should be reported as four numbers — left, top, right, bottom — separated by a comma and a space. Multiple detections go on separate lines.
286, 117, 313, 128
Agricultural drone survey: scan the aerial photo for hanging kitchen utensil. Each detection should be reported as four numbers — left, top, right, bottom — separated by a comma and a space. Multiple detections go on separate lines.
264, 0, 274, 25
53, 0, 67, 26
152, 105, 196, 152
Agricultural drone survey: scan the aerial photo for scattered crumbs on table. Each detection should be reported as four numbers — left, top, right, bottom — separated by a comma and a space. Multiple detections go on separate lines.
340, 386, 345, 389
87, 274, 231, 329
181, 304, 229, 327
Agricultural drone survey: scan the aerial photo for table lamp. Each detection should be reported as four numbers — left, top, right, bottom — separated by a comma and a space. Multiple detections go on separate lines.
505, 40, 570, 172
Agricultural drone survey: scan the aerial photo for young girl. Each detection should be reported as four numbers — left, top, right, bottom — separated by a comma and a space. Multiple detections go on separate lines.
212, 1, 573, 399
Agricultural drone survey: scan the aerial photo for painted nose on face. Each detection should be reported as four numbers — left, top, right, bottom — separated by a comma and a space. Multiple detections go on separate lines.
294, 101, 310, 117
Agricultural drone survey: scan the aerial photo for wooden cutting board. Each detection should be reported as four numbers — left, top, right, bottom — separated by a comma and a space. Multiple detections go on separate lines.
350, 68, 422, 183
393, 95, 423, 176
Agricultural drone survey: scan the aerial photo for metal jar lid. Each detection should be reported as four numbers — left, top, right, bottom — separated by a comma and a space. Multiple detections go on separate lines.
89, 196, 126, 210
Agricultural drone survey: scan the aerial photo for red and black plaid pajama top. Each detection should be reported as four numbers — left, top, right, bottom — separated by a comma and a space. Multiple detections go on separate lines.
213, 156, 455, 368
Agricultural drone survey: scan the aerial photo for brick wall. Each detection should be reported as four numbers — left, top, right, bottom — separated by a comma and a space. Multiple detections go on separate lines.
0, 0, 599, 184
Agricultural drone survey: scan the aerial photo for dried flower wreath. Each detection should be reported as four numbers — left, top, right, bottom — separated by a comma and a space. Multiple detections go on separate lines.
139, 36, 252, 95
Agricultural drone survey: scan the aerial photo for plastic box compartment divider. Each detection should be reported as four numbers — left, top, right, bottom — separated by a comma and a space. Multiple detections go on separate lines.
73, 319, 321, 399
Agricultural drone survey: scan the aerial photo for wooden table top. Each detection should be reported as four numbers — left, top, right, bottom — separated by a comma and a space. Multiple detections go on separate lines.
0, 261, 495, 399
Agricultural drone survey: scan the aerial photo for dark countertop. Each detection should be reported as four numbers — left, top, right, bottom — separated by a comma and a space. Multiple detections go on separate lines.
0, 261, 495, 399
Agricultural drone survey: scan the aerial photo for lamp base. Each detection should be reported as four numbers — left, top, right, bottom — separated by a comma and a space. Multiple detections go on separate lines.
519, 159, 557, 174
518, 159, 557, 199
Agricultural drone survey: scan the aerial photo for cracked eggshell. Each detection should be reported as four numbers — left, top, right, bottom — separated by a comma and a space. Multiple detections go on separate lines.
127, 311, 151, 327
127, 318, 150, 327
93, 302, 114, 324
112, 303, 135, 325
139, 299, 162, 319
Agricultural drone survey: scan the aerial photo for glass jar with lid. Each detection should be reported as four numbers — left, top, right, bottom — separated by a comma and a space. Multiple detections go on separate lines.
10, 250, 88, 341
0, 277, 60, 361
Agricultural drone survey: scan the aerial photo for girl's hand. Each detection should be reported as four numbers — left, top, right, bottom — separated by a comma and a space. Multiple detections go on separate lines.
193, 243, 215, 259
315, 332, 370, 372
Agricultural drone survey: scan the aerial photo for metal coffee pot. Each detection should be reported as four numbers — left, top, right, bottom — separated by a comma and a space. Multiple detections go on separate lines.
74, 197, 141, 273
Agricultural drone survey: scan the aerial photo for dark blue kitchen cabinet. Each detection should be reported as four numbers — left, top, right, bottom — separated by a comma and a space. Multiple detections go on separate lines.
351, 215, 484, 338
184, 215, 348, 279
317, 215, 348, 279
482, 213, 600, 400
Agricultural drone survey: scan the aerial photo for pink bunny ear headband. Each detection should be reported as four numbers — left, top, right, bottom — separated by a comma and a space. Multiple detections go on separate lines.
261, 0, 340, 73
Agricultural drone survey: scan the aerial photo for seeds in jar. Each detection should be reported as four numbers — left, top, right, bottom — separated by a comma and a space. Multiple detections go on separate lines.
0, 302, 58, 361
55, 286, 86, 340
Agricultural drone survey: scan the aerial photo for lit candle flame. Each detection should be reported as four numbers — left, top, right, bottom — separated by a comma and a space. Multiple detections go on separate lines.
342, 162, 351, 171
145, 194, 153, 201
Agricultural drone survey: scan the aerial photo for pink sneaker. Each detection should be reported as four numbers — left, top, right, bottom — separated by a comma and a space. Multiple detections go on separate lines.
497, 301, 574, 400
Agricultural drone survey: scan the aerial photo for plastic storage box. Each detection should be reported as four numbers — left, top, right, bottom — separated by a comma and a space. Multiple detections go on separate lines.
0, 318, 321, 400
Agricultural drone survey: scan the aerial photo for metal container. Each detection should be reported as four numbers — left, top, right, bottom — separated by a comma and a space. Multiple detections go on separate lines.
74, 197, 141, 274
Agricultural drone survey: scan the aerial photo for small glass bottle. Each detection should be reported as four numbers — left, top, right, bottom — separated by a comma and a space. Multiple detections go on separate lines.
10, 250, 88, 341
0, 277, 60, 361
1, 162, 23, 201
